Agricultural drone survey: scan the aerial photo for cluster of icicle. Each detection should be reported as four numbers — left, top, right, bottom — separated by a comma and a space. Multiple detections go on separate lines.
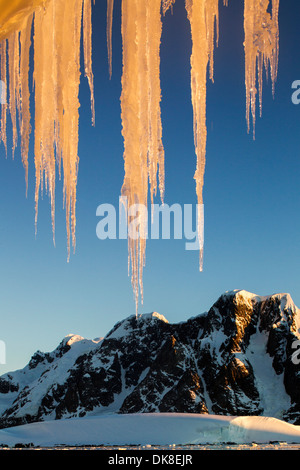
118, 0, 280, 313
0, 0, 94, 260
244, 0, 279, 137
0, 0, 280, 315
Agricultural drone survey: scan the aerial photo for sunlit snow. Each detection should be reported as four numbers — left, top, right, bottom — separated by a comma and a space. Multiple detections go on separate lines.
1, 413, 300, 448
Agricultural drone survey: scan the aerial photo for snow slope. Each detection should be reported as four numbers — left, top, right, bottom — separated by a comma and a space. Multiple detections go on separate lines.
0, 413, 300, 447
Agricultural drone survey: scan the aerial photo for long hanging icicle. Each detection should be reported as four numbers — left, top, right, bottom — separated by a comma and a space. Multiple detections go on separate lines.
106, 0, 114, 79
146, 2, 165, 208
185, 0, 219, 271
33, 0, 58, 242
120, 0, 165, 314
19, 13, 32, 195
244, 0, 280, 137
83, 0, 95, 125
8, 30, 19, 160
0, 39, 7, 154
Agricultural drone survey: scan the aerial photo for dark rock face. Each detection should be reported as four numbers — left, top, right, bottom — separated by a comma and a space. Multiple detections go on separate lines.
0, 290, 300, 429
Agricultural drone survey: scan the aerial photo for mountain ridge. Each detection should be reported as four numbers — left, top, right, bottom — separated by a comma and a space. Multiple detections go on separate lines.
0, 289, 300, 429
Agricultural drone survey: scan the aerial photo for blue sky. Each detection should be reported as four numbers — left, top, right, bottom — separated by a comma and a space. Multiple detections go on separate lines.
0, 0, 300, 373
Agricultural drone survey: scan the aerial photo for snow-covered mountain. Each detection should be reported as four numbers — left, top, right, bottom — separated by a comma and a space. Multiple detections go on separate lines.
1, 289, 300, 430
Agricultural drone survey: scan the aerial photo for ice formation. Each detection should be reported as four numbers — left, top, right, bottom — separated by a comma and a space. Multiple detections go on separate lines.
107, 0, 114, 79
0, 0, 280, 314
120, 0, 165, 313
119, 0, 280, 312
243, 0, 279, 137
0, 0, 94, 259
185, 0, 219, 271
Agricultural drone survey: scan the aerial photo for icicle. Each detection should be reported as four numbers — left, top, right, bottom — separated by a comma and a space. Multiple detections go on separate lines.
0, 39, 7, 155
8, 30, 19, 159
146, 0, 165, 207
52, 0, 83, 258
19, 14, 32, 195
33, 0, 57, 241
186, 0, 219, 271
120, 0, 164, 314
84, 0, 95, 124
244, 0, 280, 137
106, 0, 114, 79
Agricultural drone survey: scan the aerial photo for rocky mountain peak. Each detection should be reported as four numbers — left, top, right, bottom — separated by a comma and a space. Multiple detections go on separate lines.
105, 311, 169, 341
